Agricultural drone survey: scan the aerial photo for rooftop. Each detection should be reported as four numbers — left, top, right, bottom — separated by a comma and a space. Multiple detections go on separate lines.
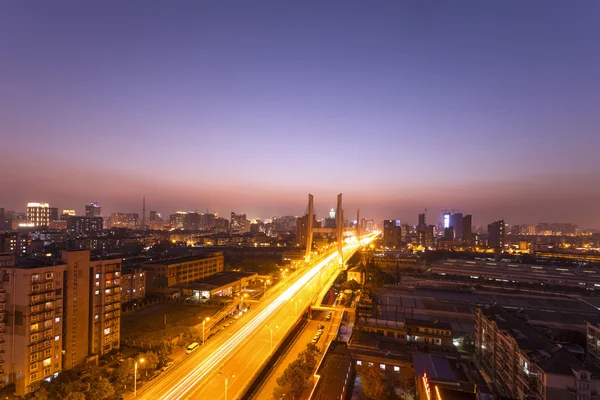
406, 318, 452, 331
312, 341, 353, 400
142, 253, 222, 265
481, 306, 556, 354
173, 271, 257, 291
412, 353, 456, 380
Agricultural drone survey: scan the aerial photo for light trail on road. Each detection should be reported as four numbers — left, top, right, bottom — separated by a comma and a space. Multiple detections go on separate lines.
149, 233, 377, 400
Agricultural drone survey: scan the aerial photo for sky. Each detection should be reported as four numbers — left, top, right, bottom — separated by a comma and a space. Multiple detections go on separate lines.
1, 1, 600, 227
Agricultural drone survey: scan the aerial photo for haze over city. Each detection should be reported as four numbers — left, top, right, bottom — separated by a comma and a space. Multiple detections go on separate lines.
2, 0, 600, 226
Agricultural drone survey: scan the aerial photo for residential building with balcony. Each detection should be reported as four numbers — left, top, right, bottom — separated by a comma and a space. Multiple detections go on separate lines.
0, 262, 66, 395
476, 307, 600, 399
121, 268, 146, 303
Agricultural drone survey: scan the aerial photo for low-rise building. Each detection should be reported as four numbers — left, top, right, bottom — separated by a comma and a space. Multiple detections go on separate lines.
143, 253, 224, 297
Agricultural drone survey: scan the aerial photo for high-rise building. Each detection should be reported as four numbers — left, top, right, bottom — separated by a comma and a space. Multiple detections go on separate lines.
488, 220, 505, 248
48, 208, 59, 221
443, 212, 451, 229
27, 203, 51, 227
110, 213, 138, 229
0, 250, 121, 396
184, 212, 201, 230
1, 262, 66, 395
417, 213, 426, 233
120, 268, 146, 304
449, 213, 463, 241
170, 212, 187, 230
85, 202, 102, 217
0, 208, 8, 230
61, 210, 76, 220
201, 213, 216, 230
462, 215, 472, 244
231, 212, 249, 233
61, 251, 121, 370
383, 220, 401, 248
149, 211, 164, 230
66, 216, 103, 236
296, 214, 317, 246
329, 208, 335, 219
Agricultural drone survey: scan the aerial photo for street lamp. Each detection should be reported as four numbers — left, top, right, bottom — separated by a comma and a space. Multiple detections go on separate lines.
218, 372, 235, 400
202, 317, 210, 345
134, 357, 145, 397
266, 324, 279, 353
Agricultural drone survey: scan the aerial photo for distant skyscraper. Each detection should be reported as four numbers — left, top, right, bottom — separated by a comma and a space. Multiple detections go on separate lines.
462, 215, 473, 244
110, 213, 138, 229
443, 212, 451, 229
0, 208, 7, 230
383, 220, 401, 248
85, 202, 102, 217
49, 207, 59, 221
488, 220, 505, 248
417, 213, 426, 233
231, 212, 249, 233
170, 212, 187, 229
450, 213, 463, 240
149, 211, 158, 221
26, 202, 51, 227
329, 208, 335, 219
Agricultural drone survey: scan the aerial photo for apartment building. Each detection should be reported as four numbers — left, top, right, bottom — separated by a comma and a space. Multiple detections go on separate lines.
143, 253, 224, 296
62, 251, 121, 369
121, 268, 146, 303
476, 307, 599, 399
1, 262, 66, 395
0, 250, 121, 396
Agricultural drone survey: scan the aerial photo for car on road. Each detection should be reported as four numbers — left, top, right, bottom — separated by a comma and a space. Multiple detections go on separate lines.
326, 313, 332, 320
317, 324, 324, 330
311, 337, 318, 344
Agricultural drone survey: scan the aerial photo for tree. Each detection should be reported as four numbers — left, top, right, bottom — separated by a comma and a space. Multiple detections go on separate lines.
341, 280, 360, 292
276, 362, 307, 400
33, 387, 50, 400
155, 341, 174, 365
357, 364, 398, 400
55, 380, 86, 399
113, 359, 135, 386
140, 351, 159, 374
86, 377, 115, 400
65, 392, 86, 400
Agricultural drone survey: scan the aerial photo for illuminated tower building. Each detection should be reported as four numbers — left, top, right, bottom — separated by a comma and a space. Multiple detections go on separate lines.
27, 203, 51, 227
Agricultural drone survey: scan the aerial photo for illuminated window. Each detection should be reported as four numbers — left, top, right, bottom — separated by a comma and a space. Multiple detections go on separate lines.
96, 274, 100, 279
54, 335, 60, 341
356, 360, 362, 366
43, 358, 51, 367
104, 328, 110, 335
394, 366, 400, 372
95, 290, 100, 295
95, 314, 99, 320
380, 364, 386, 370
55, 317, 60, 323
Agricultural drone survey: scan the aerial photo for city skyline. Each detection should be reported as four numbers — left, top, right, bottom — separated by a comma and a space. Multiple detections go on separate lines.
2, 1, 600, 226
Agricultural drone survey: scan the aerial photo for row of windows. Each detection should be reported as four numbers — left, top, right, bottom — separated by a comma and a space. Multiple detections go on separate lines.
355, 360, 401, 372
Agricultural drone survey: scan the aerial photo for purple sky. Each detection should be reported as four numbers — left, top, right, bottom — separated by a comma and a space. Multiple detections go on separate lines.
2, 1, 600, 227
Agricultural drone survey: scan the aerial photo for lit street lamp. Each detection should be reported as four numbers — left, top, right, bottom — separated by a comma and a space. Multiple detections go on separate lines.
134, 357, 145, 397
218, 372, 235, 400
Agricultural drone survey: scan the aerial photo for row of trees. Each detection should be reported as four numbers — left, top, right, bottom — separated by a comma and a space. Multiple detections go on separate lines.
273, 344, 320, 400
33, 377, 114, 400
32, 342, 174, 400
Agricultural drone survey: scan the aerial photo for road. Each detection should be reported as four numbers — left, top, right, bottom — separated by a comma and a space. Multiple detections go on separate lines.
136, 234, 376, 400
